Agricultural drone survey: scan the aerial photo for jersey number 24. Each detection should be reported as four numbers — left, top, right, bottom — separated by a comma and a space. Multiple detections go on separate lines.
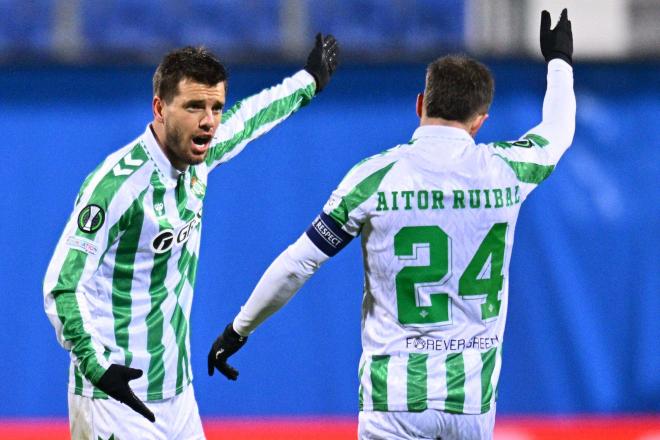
394, 223, 507, 325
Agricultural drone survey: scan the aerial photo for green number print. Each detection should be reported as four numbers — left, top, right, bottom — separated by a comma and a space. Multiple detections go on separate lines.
394, 223, 507, 325
458, 223, 507, 320
394, 226, 451, 324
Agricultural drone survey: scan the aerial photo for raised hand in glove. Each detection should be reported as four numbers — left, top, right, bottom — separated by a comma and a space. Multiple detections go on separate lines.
540, 8, 573, 65
304, 33, 339, 93
96, 364, 155, 422
207, 323, 248, 380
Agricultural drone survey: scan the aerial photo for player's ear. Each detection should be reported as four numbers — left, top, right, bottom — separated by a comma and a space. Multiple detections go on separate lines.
416, 93, 424, 118
469, 113, 488, 137
153, 96, 165, 123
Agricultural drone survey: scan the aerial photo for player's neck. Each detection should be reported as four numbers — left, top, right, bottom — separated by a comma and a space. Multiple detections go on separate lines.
419, 117, 471, 133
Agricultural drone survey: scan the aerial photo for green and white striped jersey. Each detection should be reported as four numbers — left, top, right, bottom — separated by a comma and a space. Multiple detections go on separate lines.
318, 60, 575, 414
43, 70, 316, 401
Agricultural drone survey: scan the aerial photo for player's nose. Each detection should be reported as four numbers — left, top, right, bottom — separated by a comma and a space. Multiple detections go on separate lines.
199, 109, 215, 131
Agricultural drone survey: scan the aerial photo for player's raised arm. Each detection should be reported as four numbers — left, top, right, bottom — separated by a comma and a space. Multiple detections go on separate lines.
204, 33, 339, 171
487, 9, 576, 187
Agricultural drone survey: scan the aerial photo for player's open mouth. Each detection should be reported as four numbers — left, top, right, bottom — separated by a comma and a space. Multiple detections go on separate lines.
192, 135, 212, 153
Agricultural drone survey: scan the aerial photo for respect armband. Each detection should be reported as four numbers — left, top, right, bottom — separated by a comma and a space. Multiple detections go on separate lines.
305, 212, 354, 257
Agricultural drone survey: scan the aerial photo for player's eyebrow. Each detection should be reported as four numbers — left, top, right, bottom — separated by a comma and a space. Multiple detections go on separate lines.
185, 99, 206, 107
185, 99, 224, 110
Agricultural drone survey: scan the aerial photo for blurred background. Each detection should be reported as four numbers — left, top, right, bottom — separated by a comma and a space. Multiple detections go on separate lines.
0, 0, 658, 439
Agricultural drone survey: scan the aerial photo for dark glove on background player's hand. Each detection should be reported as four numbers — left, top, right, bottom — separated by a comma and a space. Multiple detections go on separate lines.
540, 8, 573, 65
96, 364, 155, 423
304, 33, 339, 93
207, 323, 248, 380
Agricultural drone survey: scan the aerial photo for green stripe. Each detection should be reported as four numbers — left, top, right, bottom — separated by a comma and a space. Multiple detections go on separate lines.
53, 143, 148, 384
206, 82, 316, 165
76, 161, 104, 206
172, 247, 194, 389
345, 143, 408, 177
220, 99, 243, 124
407, 353, 428, 412
171, 194, 197, 390
330, 161, 397, 226
445, 353, 466, 413
186, 252, 199, 288
358, 362, 365, 411
111, 191, 147, 369
92, 348, 112, 399
170, 302, 189, 391
146, 172, 171, 400
176, 174, 187, 212
370, 355, 390, 411
494, 154, 555, 184
525, 133, 549, 147
480, 348, 498, 412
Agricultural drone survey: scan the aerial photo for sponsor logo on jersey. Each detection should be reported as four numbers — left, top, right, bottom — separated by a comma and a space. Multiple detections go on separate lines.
151, 211, 202, 253
77, 204, 105, 233
511, 139, 534, 148
112, 151, 144, 176
405, 335, 500, 352
66, 235, 99, 255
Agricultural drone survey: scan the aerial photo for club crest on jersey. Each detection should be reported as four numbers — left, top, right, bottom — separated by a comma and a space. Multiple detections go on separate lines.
77, 204, 105, 234
151, 211, 202, 253
190, 176, 206, 198
154, 202, 165, 217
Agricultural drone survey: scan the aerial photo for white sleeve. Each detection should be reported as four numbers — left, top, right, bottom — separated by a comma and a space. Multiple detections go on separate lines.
204, 70, 316, 172
525, 58, 577, 165
232, 233, 330, 336
486, 59, 576, 194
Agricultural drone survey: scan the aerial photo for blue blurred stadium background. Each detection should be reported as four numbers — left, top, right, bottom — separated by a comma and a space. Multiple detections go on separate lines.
0, 0, 658, 436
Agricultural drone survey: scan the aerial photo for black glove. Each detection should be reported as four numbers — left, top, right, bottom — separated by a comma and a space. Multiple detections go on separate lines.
304, 33, 339, 93
96, 364, 155, 423
207, 323, 248, 380
540, 8, 573, 65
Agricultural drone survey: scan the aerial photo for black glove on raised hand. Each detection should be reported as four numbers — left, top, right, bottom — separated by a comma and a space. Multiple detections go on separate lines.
304, 33, 339, 93
207, 323, 248, 380
96, 364, 155, 423
540, 8, 573, 65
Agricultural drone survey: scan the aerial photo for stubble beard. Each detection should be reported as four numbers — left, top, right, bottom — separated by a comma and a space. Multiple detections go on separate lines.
164, 124, 206, 167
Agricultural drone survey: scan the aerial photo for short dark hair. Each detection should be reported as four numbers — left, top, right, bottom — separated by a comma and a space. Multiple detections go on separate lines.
424, 55, 494, 122
153, 46, 228, 103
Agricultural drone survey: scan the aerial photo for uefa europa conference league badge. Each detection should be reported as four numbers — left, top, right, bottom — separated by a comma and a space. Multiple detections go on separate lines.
77, 204, 105, 234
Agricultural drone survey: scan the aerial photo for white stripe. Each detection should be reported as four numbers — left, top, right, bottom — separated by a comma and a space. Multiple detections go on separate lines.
123, 188, 155, 392
463, 350, 483, 412
490, 348, 503, 407
426, 354, 447, 411
386, 355, 408, 410
361, 356, 374, 410
215, 118, 284, 166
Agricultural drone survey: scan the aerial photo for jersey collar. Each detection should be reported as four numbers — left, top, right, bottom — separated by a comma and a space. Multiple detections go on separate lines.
142, 124, 184, 188
411, 125, 474, 144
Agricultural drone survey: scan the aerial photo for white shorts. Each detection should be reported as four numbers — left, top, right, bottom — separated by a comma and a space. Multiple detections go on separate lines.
68, 384, 205, 440
358, 406, 496, 440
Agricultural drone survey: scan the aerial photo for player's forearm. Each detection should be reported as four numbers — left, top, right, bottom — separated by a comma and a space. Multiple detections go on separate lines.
50, 290, 109, 383
540, 59, 576, 147
233, 233, 329, 336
